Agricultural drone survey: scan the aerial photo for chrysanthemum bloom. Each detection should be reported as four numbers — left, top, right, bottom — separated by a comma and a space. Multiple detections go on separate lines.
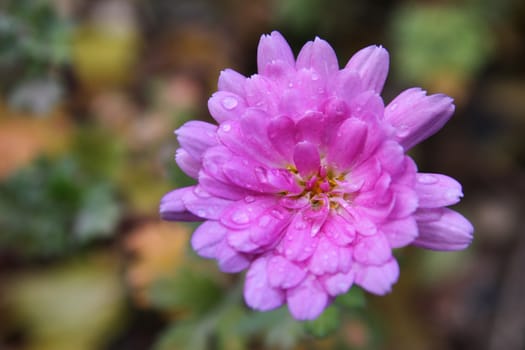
160, 31, 473, 320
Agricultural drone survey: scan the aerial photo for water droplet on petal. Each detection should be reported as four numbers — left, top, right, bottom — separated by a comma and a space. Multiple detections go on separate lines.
232, 211, 250, 224
255, 167, 268, 183
288, 82, 294, 88
396, 125, 410, 138
222, 97, 238, 110
258, 215, 271, 228
418, 174, 438, 184
197, 210, 206, 217
221, 123, 232, 132
311, 73, 319, 81
389, 103, 398, 111
271, 209, 285, 220
244, 196, 255, 203
295, 220, 307, 230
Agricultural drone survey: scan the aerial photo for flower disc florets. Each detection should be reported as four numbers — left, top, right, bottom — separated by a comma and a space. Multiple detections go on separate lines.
160, 31, 473, 320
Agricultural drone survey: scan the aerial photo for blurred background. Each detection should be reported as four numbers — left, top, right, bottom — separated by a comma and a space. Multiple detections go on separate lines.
1, 0, 524, 349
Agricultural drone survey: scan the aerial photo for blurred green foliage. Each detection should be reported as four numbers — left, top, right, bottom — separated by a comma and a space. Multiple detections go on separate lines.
390, 4, 493, 85
0, 156, 121, 258
0, 0, 70, 91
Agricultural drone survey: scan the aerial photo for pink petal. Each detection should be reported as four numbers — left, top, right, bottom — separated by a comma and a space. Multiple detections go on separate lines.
279, 211, 320, 262
389, 185, 418, 219
321, 212, 356, 246
218, 69, 247, 95
326, 117, 368, 171
182, 187, 233, 220
413, 208, 473, 251
175, 148, 200, 179
199, 171, 250, 200
257, 31, 295, 76
384, 88, 455, 150
267, 254, 307, 289
345, 45, 389, 93
293, 141, 321, 176
355, 258, 399, 295
244, 75, 279, 114
331, 68, 363, 103
309, 236, 352, 275
323, 270, 355, 297
296, 37, 339, 78
381, 216, 418, 248
267, 115, 296, 161
191, 220, 226, 258
208, 91, 247, 123
415, 173, 463, 208
175, 121, 218, 160
221, 196, 278, 230
353, 232, 392, 266
244, 257, 285, 311
160, 187, 202, 221
216, 239, 251, 273
295, 111, 326, 147
287, 276, 329, 320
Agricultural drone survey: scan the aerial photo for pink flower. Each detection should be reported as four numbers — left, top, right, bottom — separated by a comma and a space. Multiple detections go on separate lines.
160, 31, 473, 320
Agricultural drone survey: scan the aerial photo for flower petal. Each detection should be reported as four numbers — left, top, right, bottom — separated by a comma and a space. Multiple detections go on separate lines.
326, 117, 368, 171
175, 149, 200, 178
353, 232, 392, 266
296, 37, 339, 78
381, 216, 418, 248
244, 257, 285, 311
257, 31, 295, 76
191, 220, 226, 258
182, 187, 232, 220
279, 211, 320, 262
355, 258, 399, 295
323, 270, 355, 297
415, 173, 463, 208
413, 208, 473, 251
218, 69, 247, 95
208, 91, 247, 123
287, 276, 329, 320
345, 45, 389, 93
267, 254, 307, 289
309, 236, 352, 275
191, 222, 256, 274
160, 187, 203, 221
175, 121, 218, 160
384, 88, 455, 150
293, 141, 320, 176
321, 212, 356, 246
267, 115, 296, 161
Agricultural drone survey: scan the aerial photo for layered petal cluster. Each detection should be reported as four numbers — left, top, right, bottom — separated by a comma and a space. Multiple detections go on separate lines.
160, 31, 473, 320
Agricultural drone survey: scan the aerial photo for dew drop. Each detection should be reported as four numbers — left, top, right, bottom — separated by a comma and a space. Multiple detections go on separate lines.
317, 88, 325, 94
197, 210, 206, 217
232, 211, 250, 224
295, 221, 307, 230
271, 209, 285, 220
255, 167, 268, 183
389, 103, 398, 111
396, 125, 410, 138
258, 215, 272, 228
221, 123, 232, 132
288, 82, 294, 88
418, 174, 438, 184
244, 196, 255, 203
311, 73, 319, 81
222, 97, 238, 110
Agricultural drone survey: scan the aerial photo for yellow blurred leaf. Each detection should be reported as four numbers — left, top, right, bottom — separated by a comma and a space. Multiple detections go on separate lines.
0, 103, 71, 180
125, 221, 190, 306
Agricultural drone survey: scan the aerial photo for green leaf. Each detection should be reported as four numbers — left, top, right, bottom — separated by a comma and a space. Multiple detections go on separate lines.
148, 267, 223, 315
335, 287, 367, 309
154, 321, 209, 350
303, 305, 340, 337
